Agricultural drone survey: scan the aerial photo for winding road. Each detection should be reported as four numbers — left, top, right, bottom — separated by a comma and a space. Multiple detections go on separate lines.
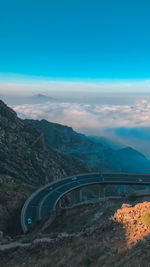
21, 172, 150, 233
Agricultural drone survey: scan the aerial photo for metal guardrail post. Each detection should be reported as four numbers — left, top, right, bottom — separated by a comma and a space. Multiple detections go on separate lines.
58, 198, 62, 209
79, 189, 82, 202
71, 188, 82, 204
99, 184, 105, 198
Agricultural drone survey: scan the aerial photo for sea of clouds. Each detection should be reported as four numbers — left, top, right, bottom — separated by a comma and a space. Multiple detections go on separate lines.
13, 98, 150, 134
12, 97, 150, 158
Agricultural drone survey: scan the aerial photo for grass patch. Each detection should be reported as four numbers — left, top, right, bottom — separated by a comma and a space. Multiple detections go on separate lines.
44, 205, 100, 236
79, 245, 106, 266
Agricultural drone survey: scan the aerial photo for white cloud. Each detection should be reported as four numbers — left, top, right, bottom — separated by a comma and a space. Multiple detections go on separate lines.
12, 97, 150, 135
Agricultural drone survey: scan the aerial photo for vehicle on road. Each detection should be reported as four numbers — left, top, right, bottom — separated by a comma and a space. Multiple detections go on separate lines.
71, 177, 77, 181
22, 172, 150, 233
27, 218, 32, 225
137, 178, 143, 182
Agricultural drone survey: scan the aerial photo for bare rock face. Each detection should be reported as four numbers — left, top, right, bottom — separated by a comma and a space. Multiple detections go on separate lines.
0, 100, 89, 186
0, 100, 89, 235
112, 201, 150, 245
28, 119, 122, 172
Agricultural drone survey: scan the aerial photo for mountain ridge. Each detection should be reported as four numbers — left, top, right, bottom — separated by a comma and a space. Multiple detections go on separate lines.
28, 118, 150, 173
0, 100, 89, 186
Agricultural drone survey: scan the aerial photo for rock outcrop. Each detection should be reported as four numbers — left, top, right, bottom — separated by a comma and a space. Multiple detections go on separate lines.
0, 100, 90, 235
0, 100, 89, 186
112, 201, 150, 245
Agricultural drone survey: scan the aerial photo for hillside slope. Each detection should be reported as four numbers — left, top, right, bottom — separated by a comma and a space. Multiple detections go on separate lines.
1, 197, 150, 266
0, 100, 90, 235
28, 119, 150, 173
0, 100, 89, 186
26, 119, 103, 154
117, 147, 150, 173
27, 119, 120, 171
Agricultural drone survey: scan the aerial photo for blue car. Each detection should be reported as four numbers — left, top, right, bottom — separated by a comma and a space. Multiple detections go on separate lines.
71, 177, 77, 181
27, 218, 32, 225
137, 178, 143, 182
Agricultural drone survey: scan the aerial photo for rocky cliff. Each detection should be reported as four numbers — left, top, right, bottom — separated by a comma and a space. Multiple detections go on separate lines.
27, 119, 119, 171
26, 119, 103, 154
28, 119, 150, 173
0, 100, 90, 235
0, 100, 89, 186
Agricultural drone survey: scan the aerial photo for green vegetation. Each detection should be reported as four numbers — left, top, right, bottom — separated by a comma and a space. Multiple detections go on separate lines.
2, 198, 150, 267
80, 245, 106, 266
28, 238, 109, 267
2, 236, 150, 267
0, 178, 36, 197
44, 204, 100, 236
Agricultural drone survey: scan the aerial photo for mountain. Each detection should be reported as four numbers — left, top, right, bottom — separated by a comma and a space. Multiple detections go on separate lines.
0, 100, 89, 186
28, 119, 150, 173
1, 98, 150, 185
0, 94, 56, 105
118, 146, 146, 158
0, 100, 90, 235
27, 119, 104, 153
31, 94, 56, 103
26, 119, 106, 169
104, 127, 150, 159
87, 135, 123, 150
1, 99, 150, 236
117, 147, 150, 173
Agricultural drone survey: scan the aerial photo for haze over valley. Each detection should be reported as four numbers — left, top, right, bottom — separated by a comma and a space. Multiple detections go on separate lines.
2, 91, 150, 158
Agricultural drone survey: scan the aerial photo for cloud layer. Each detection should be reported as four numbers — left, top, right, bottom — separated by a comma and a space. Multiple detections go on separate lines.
13, 97, 150, 135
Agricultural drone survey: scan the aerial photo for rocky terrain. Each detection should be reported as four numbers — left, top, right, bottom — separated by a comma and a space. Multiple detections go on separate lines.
0, 99, 89, 235
1, 99, 150, 266
112, 201, 150, 246
0, 175, 35, 235
27, 119, 121, 171
0, 100, 89, 186
1, 197, 150, 266
26, 119, 104, 163
28, 119, 150, 173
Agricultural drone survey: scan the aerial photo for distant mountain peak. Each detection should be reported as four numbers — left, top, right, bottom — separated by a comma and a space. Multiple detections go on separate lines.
31, 94, 55, 103
118, 146, 146, 158
32, 94, 48, 98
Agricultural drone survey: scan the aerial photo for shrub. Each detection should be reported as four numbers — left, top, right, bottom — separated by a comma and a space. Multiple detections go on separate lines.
116, 248, 127, 259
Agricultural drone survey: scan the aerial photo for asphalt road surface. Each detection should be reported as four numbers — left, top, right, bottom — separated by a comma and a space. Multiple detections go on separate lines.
21, 172, 150, 233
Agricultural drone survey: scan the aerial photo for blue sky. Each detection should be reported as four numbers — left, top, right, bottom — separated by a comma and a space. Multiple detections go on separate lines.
0, 0, 150, 83
1, 1, 150, 157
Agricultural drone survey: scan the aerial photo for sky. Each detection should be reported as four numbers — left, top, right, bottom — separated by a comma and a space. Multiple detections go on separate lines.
0, 0, 150, 84
1, 0, 150, 157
